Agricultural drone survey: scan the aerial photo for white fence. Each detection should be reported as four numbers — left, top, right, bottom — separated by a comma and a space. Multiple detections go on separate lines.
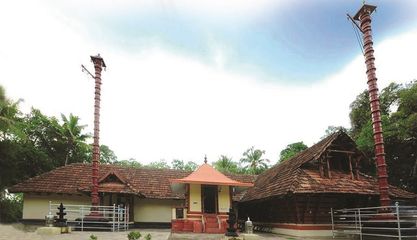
49, 202, 129, 232
331, 202, 417, 239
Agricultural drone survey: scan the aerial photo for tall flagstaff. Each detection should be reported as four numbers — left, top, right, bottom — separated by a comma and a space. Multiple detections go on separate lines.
89, 54, 106, 206
352, 4, 391, 207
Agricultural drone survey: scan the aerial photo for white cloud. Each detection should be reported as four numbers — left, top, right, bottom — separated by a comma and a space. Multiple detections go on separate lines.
1, 0, 416, 165
171, 0, 286, 20
40, 0, 284, 22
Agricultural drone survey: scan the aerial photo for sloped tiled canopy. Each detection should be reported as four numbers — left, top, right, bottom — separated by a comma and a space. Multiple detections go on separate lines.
170, 163, 253, 187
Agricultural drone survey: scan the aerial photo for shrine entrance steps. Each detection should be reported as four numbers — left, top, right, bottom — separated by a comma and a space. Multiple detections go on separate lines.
171, 214, 227, 234
204, 215, 223, 233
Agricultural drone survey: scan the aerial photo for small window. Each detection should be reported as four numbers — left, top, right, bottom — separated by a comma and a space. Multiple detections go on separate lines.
175, 208, 184, 219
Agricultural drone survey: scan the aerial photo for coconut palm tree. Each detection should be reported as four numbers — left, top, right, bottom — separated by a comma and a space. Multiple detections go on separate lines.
240, 146, 270, 174
213, 155, 240, 174
0, 86, 22, 139
60, 113, 89, 165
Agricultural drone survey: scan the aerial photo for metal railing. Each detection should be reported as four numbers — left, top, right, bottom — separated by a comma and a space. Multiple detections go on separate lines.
201, 215, 205, 232
217, 215, 222, 229
331, 202, 417, 239
48, 202, 129, 232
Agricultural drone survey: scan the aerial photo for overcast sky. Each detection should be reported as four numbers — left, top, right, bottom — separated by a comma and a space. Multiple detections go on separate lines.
1, 0, 416, 165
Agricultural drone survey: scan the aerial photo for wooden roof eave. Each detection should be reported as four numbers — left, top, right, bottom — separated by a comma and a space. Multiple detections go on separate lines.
76, 187, 146, 197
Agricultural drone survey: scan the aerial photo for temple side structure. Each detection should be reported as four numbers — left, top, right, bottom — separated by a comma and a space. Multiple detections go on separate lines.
238, 131, 416, 237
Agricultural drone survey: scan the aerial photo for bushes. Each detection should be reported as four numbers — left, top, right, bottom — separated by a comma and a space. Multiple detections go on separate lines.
89, 235, 97, 240
127, 231, 141, 240
87, 232, 152, 240
0, 193, 23, 222
127, 231, 151, 240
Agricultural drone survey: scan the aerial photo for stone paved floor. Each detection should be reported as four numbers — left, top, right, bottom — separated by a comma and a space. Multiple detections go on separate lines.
0, 224, 170, 240
169, 232, 290, 239
169, 232, 343, 240
0, 224, 350, 240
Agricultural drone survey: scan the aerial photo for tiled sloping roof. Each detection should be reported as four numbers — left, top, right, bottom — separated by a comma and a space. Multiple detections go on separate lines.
224, 173, 257, 202
9, 163, 255, 200
241, 131, 343, 202
171, 163, 253, 187
241, 131, 417, 202
296, 170, 416, 199
224, 173, 257, 185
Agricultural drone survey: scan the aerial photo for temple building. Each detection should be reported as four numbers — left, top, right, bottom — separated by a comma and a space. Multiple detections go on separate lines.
9, 131, 416, 236
238, 131, 416, 237
170, 160, 253, 233
8, 160, 254, 232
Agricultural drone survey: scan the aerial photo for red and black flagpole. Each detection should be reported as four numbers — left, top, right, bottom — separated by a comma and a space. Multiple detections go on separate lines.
90, 54, 106, 207
352, 4, 391, 208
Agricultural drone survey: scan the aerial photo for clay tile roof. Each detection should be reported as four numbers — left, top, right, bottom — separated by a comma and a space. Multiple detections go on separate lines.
240, 131, 417, 202
9, 163, 255, 200
171, 163, 253, 187
295, 170, 416, 199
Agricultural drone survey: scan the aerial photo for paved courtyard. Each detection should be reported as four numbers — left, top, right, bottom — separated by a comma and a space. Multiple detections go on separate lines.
0, 224, 170, 240
0, 224, 347, 240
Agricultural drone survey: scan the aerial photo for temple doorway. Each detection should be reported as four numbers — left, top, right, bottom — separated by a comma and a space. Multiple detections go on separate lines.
202, 185, 217, 214
102, 193, 134, 222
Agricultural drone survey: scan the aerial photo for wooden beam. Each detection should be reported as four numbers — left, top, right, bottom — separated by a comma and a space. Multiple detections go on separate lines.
312, 195, 321, 224
348, 155, 354, 180
319, 157, 324, 178
355, 156, 361, 179
294, 196, 300, 224
326, 157, 331, 178
302, 195, 311, 224
327, 149, 356, 154
287, 197, 297, 223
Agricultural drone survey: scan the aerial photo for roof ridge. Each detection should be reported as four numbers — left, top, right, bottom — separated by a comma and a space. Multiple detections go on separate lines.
287, 168, 304, 193
240, 131, 358, 202
270, 130, 343, 172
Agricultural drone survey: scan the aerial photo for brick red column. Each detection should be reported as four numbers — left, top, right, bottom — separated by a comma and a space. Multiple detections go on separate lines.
357, 5, 390, 207
90, 54, 105, 206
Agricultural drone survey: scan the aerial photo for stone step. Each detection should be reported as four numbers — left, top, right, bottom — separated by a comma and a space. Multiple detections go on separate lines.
205, 227, 224, 233
205, 217, 218, 223
205, 222, 219, 228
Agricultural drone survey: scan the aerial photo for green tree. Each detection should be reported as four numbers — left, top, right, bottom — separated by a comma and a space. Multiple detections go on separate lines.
213, 155, 241, 174
146, 159, 170, 169
240, 147, 269, 174
99, 145, 117, 164
321, 126, 348, 139
86, 144, 118, 164
385, 81, 417, 192
171, 159, 198, 171
349, 81, 417, 192
171, 159, 185, 170
115, 158, 142, 168
1, 107, 92, 192
0, 86, 22, 139
0, 193, 22, 222
0, 86, 122, 221
350, 82, 402, 139
60, 113, 89, 165
279, 141, 308, 163
18, 109, 63, 172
